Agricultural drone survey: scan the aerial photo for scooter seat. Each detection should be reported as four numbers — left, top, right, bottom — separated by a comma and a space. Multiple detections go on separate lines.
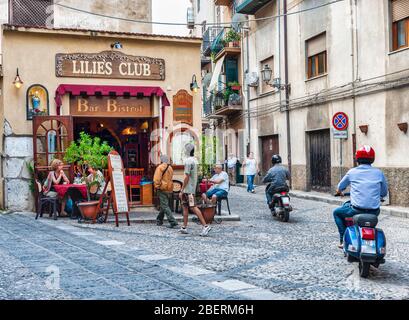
353, 214, 378, 228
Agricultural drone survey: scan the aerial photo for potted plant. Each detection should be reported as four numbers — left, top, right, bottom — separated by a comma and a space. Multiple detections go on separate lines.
224, 29, 241, 48
228, 81, 241, 91
64, 132, 112, 221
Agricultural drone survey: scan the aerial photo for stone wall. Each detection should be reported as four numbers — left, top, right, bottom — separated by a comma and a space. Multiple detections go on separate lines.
382, 167, 409, 207
3, 120, 34, 211
291, 165, 307, 191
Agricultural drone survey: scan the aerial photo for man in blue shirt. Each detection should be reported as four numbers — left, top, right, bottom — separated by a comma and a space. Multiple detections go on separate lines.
333, 146, 388, 248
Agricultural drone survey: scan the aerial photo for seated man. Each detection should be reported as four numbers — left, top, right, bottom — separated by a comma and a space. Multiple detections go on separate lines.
201, 164, 229, 205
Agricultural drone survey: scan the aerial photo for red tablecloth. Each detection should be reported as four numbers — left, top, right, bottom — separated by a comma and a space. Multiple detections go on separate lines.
200, 181, 214, 194
125, 176, 142, 186
53, 184, 87, 199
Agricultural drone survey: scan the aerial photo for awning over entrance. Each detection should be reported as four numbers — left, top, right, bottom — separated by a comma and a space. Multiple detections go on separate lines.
54, 84, 170, 113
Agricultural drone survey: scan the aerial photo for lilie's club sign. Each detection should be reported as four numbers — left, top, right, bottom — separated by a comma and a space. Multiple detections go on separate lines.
55, 51, 166, 80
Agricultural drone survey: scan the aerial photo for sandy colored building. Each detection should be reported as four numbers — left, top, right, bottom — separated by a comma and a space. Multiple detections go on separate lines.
0, 24, 202, 211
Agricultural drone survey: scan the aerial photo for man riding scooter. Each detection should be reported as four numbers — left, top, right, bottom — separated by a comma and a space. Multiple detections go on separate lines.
333, 145, 388, 248
263, 154, 291, 210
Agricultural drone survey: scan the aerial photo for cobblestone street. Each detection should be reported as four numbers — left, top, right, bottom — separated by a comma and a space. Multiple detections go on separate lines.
1, 186, 409, 300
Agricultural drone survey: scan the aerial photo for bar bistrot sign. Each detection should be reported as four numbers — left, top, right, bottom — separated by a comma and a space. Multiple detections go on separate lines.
70, 96, 152, 118
56, 51, 165, 80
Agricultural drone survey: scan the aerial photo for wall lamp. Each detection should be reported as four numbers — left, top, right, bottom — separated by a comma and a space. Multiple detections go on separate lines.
398, 122, 408, 134
190, 74, 200, 93
261, 64, 291, 93
13, 68, 23, 89
359, 125, 369, 135
111, 41, 123, 50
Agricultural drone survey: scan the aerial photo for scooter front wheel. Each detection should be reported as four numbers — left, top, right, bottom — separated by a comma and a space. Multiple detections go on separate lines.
359, 261, 370, 278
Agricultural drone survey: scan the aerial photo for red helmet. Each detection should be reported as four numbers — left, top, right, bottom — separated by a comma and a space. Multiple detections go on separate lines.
356, 145, 375, 162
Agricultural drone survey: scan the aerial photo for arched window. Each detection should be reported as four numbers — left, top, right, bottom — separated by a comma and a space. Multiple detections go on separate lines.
26, 84, 49, 120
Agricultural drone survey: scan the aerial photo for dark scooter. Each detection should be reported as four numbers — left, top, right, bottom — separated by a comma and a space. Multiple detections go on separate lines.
266, 184, 292, 222
335, 193, 386, 278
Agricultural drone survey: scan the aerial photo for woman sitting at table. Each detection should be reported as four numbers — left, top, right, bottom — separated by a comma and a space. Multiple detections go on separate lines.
44, 159, 70, 216
86, 165, 106, 198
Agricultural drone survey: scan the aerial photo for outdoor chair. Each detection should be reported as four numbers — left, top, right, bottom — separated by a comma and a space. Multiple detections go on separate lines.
216, 183, 231, 216
171, 180, 183, 213
127, 168, 144, 205
35, 180, 58, 220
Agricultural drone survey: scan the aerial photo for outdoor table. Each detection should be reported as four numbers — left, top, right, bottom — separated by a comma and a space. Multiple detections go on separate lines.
53, 184, 87, 199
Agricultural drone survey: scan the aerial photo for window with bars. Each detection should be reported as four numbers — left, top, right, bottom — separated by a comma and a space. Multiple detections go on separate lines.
9, 0, 54, 27
306, 32, 327, 79
391, 0, 409, 51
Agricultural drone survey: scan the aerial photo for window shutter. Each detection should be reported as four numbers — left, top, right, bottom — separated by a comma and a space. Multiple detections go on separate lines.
307, 33, 326, 57
392, 0, 409, 22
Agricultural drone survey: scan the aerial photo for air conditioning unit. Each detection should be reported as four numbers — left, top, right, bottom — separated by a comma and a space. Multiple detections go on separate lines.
245, 72, 259, 87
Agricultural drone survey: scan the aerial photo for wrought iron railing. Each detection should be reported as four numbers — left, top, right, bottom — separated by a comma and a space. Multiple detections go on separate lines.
202, 26, 224, 57
203, 87, 242, 117
9, 0, 54, 27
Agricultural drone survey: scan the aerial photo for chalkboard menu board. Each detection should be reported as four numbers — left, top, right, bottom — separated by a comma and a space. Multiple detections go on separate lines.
107, 151, 129, 216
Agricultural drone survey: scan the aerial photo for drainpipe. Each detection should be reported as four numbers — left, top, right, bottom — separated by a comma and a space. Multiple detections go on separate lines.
246, 27, 251, 155
159, 96, 164, 155
283, 0, 292, 187
350, 0, 357, 159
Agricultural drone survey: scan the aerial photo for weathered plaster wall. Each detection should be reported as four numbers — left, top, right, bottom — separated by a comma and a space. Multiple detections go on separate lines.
55, 0, 152, 34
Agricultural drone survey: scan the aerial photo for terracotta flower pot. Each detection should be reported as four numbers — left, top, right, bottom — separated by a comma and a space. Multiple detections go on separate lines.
78, 201, 100, 221
199, 204, 216, 224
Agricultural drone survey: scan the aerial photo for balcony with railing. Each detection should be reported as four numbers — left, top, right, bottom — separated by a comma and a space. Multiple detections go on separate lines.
210, 27, 241, 62
202, 26, 224, 57
235, 0, 273, 14
203, 84, 243, 118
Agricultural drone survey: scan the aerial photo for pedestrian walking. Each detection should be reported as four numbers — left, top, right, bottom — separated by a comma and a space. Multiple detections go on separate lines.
226, 153, 238, 186
179, 143, 212, 236
154, 155, 178, 228
243, 152, 258, 193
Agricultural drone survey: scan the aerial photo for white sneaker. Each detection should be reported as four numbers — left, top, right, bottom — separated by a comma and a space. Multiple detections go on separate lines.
179, 226, 189, 234
200, 225, 212, 237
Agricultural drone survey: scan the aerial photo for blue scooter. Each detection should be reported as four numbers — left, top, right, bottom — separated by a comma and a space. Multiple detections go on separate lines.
336, 194, 386, 278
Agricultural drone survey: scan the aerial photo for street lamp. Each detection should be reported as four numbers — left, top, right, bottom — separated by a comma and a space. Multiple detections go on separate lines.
190, 74, 200, 93
13, 68, 23, 89
261, 64, 290, 92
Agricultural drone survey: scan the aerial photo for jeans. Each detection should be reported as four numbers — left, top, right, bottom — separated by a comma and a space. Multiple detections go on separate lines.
247, 175, 255, 192
333, 201, 380, 243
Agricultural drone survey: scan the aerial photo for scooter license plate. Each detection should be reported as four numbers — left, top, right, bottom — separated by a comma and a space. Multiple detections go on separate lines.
361, 240, 376, 254
281, 197, 290, 205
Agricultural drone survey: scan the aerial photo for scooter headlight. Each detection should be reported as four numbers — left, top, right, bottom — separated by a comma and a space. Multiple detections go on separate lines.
348, 245, 357, 252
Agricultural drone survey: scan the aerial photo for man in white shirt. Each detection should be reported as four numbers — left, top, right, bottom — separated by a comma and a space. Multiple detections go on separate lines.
201, 164, 229, 204
226, 153, 238, 186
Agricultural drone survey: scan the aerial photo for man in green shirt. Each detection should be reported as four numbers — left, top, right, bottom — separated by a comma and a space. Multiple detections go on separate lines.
179, 143, 212, 236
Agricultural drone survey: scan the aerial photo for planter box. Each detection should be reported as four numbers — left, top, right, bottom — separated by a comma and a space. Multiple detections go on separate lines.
199, 204, 216, 224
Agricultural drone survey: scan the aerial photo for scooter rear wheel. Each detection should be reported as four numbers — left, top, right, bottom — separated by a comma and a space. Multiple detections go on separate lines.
281, 210, 290, 222
359, 261, 371, 278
